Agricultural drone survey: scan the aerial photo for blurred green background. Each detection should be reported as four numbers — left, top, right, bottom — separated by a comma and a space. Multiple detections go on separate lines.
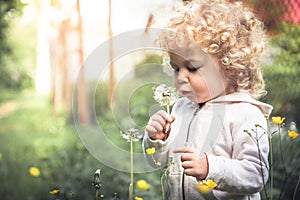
0, 0, 299, 199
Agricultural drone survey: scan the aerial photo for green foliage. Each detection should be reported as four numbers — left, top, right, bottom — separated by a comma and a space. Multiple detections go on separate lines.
0, 0, 34, 91
271, 133, 300, 199
261, 23, 300, 123
94, 53, 173, 131
0, 90, 162, 199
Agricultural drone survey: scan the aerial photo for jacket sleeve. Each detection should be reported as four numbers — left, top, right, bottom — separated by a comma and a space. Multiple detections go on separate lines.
206, 103, 270, 194
142, 133, 170, 168
142, 98, 186, 168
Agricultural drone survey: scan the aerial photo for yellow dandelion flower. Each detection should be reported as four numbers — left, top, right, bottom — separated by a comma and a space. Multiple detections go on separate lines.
29, 167, 40, 177
100, 194, 104, 198
264, 114, 269, 119
136, 179, 150, 190
203, 179, 218, 188
288, 130, 299, 139
272, 116, 285, 125
135, 197, 143, 200
146, 147, 156, 155
197, 183, 212, 194
49, 189, 59, 195
197, 179, 217, 194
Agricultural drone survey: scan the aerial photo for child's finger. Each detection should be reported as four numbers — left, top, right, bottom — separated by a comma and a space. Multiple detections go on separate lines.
156, 110, 174, 123
150, 114, 166, 126
147, 119, 164, 133
173, 148, 194, 154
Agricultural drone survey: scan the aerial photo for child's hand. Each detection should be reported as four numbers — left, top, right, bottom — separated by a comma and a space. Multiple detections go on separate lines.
173, 147, 208, 180
145, 110, 175, 141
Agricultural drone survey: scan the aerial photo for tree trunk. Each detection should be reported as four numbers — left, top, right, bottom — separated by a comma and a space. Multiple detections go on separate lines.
76, 0, 90, 124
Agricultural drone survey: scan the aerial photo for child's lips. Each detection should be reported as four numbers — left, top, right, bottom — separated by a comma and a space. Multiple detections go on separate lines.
180, 90, 192, 96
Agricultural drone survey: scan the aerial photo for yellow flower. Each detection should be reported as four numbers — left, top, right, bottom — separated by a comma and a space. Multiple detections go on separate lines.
49, 189, 59, 195
197, 183, 212, 194
203, 179, 218, 188
135, 197, 143, 200
29, 167, 40, 177
146, 147, 156, 155
264, 114, 269, 119
197, 179, 217, 194
272, 116, 285, 125
136, 179, 150, 190
288, 130, 299, 139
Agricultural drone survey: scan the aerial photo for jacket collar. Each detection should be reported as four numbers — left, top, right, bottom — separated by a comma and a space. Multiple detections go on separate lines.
207, 92, 273, 115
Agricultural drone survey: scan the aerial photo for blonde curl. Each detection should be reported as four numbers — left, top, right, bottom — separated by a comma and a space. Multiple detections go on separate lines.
160, 0, 268, 98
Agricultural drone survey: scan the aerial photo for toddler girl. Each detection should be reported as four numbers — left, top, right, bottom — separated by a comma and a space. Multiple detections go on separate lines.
144, 0, 273, 199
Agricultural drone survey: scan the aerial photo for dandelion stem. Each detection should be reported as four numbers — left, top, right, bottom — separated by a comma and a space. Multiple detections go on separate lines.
278, 127, 288, 200
166, 104, 170, 115
96, 189, 99, 200
269, 133, 273, 200
161, 167, 170, 200
257, 137, 268, 199
161, 174, 165, 200
129, 138, 134, 200
278, 127, 287, 175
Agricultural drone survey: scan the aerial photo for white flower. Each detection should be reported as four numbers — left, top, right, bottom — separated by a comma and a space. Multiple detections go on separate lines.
93, 169, 102, 189
153, 84, 179, 107
121, 128, 143, 142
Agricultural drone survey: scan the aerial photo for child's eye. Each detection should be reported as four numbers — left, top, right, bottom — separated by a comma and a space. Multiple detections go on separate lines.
174, 68, 179, 72
187, 68, 198, 73
170, 62, 179, 72
187, 66, 202, 73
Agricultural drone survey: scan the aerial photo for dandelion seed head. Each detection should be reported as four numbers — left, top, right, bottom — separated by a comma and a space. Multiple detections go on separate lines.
121, 128, 143, 142
153, 84, 179, 107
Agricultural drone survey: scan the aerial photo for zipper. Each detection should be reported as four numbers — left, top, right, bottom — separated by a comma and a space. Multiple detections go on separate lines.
182, 104, 201, 199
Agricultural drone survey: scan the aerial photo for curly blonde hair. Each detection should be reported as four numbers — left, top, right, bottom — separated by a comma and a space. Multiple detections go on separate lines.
159, 0, 268, 99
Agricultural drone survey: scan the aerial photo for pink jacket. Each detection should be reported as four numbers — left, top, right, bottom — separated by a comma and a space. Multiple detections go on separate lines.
143, 92, 273, 199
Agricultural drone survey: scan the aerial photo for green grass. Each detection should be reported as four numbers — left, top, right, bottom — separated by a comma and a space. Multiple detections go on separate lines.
0, 91, 91, 199
0, 90, 161, 200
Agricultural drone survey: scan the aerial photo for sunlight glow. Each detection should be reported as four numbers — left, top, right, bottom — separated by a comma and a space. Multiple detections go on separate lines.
32, 0, 178, 94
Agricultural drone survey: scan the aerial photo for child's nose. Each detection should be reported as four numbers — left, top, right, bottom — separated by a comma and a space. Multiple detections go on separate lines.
177, 68, 189, 83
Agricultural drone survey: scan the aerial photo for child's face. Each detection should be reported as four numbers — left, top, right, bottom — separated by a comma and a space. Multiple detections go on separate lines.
169, 46, 227, 103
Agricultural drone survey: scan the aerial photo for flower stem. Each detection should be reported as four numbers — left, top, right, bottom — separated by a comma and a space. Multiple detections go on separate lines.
269, 133, 273, 200
257, 137, 268, 199
161, 174, 165, 200
166, 104, 170, 115
293, 175, 300, 200
95, 189, 99, 200
129, 138, 134, 200
278, 126, 288, 199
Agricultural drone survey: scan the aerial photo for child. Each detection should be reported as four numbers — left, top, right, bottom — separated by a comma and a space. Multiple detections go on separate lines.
143, 0, 273, 199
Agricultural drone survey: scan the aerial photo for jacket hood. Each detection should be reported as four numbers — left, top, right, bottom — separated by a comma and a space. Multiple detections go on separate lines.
208, 92, 273, 115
